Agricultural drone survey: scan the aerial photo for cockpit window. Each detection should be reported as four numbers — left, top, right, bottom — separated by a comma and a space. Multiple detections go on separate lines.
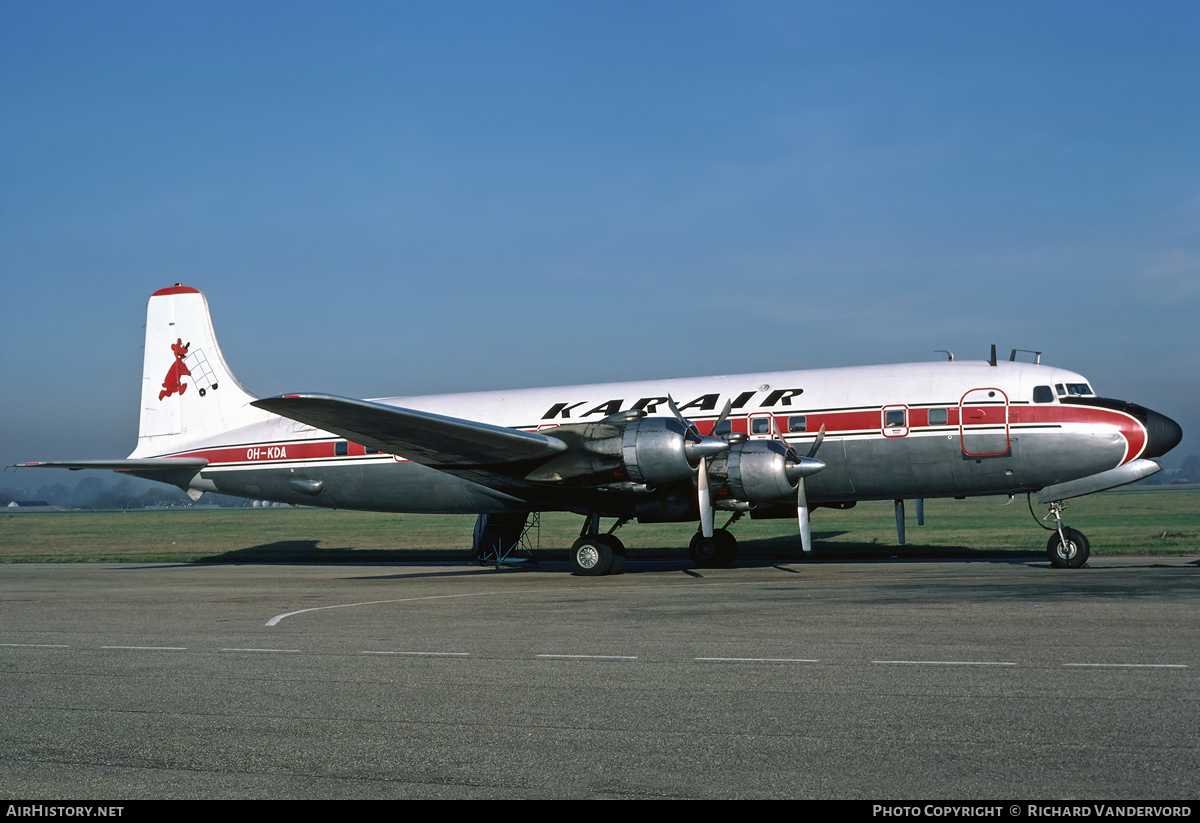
1055, 384, 1066, 397
1065, 383, 1093, 396
1033, 386, 1054, 403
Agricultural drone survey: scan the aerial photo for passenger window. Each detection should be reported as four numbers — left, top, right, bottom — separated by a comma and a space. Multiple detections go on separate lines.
335, 441, 349, 456
885, 409, 906, 428
750, 417, 772, 435
365, 447, 379, 455
788, 416, 807, 433
713, 419, 733, 436
1033, 386, 1054, 403
927, 407, 948, 426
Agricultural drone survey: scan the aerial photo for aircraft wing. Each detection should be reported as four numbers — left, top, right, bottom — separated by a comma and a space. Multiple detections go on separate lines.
252, 393, 569, 468
11, 459, 209, 471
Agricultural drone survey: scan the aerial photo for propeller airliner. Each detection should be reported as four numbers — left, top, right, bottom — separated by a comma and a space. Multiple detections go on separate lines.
15, 285, 1183, 574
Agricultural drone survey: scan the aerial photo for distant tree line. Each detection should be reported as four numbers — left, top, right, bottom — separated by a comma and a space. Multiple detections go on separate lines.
1137, 454, 1200, 486
0, 475, 257, 509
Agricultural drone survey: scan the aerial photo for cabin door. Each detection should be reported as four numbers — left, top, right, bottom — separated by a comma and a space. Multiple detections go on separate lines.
959, 388, 1010, 457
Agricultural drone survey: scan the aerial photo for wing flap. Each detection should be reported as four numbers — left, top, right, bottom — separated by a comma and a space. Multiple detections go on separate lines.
252, 394, 568, 467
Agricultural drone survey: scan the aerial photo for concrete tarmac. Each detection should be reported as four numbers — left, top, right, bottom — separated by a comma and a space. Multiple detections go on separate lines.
2, 556, 1197, 799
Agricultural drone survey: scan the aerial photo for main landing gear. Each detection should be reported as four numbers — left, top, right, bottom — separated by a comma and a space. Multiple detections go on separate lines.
1039, 499, 1091, 569
688, 509, 746, 569
688, 529, 738, 568
570, 512, 628, 576
569, 511, 746, 575
570, 534, 627, 576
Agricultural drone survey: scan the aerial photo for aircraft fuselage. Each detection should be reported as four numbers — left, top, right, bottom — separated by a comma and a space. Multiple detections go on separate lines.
132, 360, 1175, 519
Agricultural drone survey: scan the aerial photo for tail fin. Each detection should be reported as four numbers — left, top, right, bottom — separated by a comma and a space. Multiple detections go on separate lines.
132, 285, 269, 454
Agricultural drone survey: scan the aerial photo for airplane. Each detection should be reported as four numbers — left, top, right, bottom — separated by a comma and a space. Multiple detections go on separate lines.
14, 284, 1183, 575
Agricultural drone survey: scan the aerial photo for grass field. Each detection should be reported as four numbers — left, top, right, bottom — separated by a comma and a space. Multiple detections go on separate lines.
2, 487, 1197, 564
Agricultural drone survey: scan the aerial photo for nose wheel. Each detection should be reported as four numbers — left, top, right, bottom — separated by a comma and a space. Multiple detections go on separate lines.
1047, 527, 1090, 569
1041, 500, 1090, 569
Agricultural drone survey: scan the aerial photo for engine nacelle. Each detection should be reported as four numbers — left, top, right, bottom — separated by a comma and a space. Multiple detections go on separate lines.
530, 410, 728, 487
709, 440, 797, 503
621, 416, 698, 485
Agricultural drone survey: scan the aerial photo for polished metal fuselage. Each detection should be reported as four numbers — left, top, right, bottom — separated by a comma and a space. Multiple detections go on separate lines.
143, 359, 1157, 520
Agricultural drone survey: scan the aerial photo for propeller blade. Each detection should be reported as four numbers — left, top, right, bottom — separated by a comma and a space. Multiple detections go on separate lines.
798, 477, 812, 552
668, 395, 723, 539
698, 457, 713, 538
709, 399, 733, 438
806, 423, 826, 459
665, 395, 698, 438
770, 414, 795, 458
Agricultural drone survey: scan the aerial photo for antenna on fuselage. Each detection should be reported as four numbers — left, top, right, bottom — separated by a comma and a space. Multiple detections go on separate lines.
1009, 349, 1043, 364
934, 350, 954, 361
989, 344, 997, 367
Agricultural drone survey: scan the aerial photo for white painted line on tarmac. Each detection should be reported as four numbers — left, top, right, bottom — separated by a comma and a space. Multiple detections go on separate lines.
102, 646, 187, 650
536, 654, 638, 660
1062, 663, 1187, 668
1, 643, 68, 648
265, 592, 496, 626
221, 648, 300, 653
362, 651, 469, 656
696, 657, 819, 662
874, 660, 1016, 666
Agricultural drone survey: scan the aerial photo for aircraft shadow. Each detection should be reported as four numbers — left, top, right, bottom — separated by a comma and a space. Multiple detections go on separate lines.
184, 535, 1043, 574
730, 533, 1043, 564
194, 540, 472, 565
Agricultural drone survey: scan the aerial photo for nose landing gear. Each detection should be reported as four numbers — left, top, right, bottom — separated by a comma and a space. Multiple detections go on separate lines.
1042, 500, 1091, 569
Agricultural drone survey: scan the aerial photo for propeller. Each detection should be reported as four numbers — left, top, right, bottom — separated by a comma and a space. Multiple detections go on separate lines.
770, 417, 826, 552
667, 396, 732, 539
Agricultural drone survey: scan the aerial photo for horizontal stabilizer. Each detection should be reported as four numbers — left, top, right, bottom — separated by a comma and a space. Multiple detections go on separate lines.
252, 394, 568, 467
1036, 458, 1162, 504
11, 458, 209, 472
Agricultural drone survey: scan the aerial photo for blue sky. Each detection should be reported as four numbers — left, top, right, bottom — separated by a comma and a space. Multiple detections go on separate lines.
2, 1, 1198, 477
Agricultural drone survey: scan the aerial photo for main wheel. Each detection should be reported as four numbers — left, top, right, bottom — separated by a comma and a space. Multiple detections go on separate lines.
571, 536, 614, 576
689, 529, 737, 568
1047, 528, 1090, 569
599, 534, 627, 575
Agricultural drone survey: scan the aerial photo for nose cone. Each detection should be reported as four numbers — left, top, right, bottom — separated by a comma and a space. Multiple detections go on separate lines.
1144, 409, 1183, 458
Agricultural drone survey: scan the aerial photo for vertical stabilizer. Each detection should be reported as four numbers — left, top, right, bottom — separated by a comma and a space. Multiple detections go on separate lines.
133, 285, 269, 454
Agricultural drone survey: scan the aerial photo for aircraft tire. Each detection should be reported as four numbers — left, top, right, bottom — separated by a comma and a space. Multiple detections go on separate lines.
571, 536, 614, 576
600, 535, 627, 575
1047, 528, 1090, 569
689, 529, 737, 569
